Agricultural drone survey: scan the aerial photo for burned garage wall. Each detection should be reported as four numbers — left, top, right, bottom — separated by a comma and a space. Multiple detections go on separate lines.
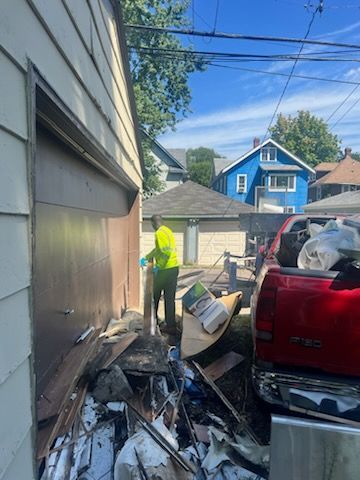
0, 1, 142, 478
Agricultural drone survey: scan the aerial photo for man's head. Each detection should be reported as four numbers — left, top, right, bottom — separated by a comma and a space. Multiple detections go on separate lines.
151, 214, 163, 231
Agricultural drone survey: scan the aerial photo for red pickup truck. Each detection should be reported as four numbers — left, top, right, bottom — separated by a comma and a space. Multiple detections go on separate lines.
251, 214, 360, 418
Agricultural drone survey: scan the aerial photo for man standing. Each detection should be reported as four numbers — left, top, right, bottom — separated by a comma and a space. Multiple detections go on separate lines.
143, 215, 179, 335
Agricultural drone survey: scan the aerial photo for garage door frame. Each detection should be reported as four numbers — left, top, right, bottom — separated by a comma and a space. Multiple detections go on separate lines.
27, 65, 141, 396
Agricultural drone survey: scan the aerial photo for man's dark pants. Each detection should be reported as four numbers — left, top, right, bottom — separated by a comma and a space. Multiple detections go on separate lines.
153, 267, 179, 328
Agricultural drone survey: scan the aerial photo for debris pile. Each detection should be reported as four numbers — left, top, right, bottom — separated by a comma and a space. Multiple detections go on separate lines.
38, 307, 270, 480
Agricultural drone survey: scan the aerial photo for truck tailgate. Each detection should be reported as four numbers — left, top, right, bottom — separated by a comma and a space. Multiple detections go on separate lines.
256, 268, 360, 376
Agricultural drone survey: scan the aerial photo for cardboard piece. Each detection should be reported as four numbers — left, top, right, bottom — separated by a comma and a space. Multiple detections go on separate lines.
180, 291, 242, 360
182, 281, 214, 317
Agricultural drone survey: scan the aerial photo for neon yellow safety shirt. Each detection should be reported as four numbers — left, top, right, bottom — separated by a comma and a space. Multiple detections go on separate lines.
146, 225, 179, 270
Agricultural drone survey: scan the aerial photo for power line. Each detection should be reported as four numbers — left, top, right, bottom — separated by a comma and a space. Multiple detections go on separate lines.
208, 62, 360, 86
131, 45, 360, 63
213, 0, 220, 32
263, 4, 320, 140
125, 24, 360, 50
331, 94, 360, 129
326, 84, 360, 122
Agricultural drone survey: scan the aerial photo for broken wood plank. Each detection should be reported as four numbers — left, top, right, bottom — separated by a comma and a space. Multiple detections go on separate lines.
143, 262, 154, 335
57, 381, 88, 437
102, 332, 138, 369
37, 380, 88, 459
193, 424, 210, 444
192, 361, 260, 445
181, 291, 242, 360
203, 351, 245, 382
37, 329, 101, 422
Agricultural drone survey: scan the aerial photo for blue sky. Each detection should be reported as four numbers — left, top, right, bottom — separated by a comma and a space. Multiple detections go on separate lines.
159, 0, 360, 159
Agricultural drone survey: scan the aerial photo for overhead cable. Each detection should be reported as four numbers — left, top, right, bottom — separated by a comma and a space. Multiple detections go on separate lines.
263, 4, 320, 139
131, 45, 360, 63
125, 24, 360, 50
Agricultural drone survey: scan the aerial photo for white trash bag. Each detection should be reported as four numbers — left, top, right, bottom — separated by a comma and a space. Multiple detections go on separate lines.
298, 220, 359, 271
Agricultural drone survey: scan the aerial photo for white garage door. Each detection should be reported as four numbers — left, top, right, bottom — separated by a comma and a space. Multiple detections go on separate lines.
198, 220, 246, 265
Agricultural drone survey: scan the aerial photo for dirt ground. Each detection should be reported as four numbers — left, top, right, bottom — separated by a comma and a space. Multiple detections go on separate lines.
181, 314, 271, 445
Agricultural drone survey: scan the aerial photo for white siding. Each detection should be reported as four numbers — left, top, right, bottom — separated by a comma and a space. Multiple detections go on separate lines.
2, 431, 34, 480
198, 221, 246, 266
0, 1, 142, 477
0, 360, 34, 479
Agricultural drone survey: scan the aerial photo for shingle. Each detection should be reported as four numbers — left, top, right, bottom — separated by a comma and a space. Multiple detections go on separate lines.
167, 149, 187, 169
313, 155, 360, 186
305, 189, 360, 210
315, 162, 337, 172
143, 181, 254, 218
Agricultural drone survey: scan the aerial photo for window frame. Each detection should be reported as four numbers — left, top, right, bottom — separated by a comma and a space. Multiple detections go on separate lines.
261, 146, 277, 162
268, 174, 296, 192
284, 206, 295, 213
237, 174, 247, 194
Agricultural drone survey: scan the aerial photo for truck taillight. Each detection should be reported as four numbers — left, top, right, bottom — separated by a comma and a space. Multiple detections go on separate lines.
256, 288, 277, 342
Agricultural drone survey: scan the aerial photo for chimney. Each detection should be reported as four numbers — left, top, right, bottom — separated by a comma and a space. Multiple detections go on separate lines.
345, 147, 352, 158
253, 137, 260, 148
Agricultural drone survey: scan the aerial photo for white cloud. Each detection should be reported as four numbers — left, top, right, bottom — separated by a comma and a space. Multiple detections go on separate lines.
313, 20, 360, 40
159, 84, 360, 158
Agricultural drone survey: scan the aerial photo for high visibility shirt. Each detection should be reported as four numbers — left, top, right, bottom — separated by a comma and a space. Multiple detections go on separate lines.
146, 225, 179, 270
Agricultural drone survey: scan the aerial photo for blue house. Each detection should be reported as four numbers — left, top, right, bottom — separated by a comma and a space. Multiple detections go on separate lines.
212, 138, 315, 213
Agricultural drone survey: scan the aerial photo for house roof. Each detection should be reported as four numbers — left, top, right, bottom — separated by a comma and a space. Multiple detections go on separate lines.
260, 164, 301, 172
219, 138, 315, 175
311, 151, 360, 186
142, 132, 187, 172
167, 148, 187, 169
143, 180, 254, 219
213, 157, 232, 176
315, 162, 337, 172
304, 189, 360, 212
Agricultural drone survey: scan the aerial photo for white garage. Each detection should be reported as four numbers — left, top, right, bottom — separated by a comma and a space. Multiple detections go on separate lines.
142, 181, 253, 266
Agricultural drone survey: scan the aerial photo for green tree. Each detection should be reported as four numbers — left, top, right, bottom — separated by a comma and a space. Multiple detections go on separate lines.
121, 0, 205, 196
188, 161, 213, 187
270, 111, 340, 168
186, 147, 222, 166
351, 152, 360, 161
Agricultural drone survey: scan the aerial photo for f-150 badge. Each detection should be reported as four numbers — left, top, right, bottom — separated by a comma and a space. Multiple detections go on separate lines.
290, 337, 322, 348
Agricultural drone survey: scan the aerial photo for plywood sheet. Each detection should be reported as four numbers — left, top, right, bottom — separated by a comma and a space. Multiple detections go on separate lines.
203, 351, 244, 382
180, 291, 242, 360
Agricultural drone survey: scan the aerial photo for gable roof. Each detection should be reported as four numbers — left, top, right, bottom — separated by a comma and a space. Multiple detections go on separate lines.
220, 138, 315, 175
213, 157, 232, 176
304, 189, 360, 212
167, 149, 187, 169
143, 180, 254, 219
315, 162, 337, 172
311, 153, 360, 186
142, 131, 187, 171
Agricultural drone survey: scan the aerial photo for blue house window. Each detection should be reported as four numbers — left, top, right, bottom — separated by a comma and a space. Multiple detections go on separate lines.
268, 174, 296, 192
237, 174, 247, 193
261, 146, 277, 162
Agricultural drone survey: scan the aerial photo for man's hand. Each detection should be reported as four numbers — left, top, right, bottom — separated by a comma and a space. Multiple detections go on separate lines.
139, 257, 148, 267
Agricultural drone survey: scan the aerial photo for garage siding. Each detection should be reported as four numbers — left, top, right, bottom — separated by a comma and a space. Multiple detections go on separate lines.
0, 1, 142, 477
198, 221, 246, 266
142, 220, 186, 266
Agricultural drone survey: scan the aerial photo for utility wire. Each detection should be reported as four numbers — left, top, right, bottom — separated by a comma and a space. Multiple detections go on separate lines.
326, 84, 360, 123
213, 0, 220, 32
331, 94, 360, 129
208, 62, 360, 86
125, 24, 360, 50
263, 3, 320, 140
131, 45, 360, 63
